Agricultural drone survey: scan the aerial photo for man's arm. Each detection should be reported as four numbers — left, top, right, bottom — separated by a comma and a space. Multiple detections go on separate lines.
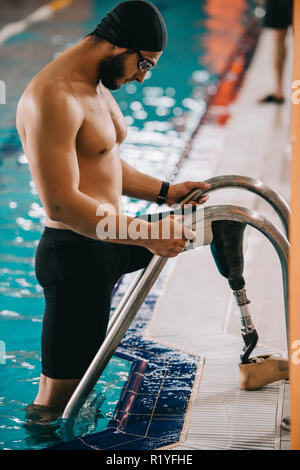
121, 158, 163, 202
121, 159, 211, 207
24, 86, 150, 244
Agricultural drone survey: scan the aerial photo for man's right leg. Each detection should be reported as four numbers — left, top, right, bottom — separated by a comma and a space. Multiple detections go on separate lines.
33, 228, 124, 412
33, 374, 80, 409
33, 208, 194, 411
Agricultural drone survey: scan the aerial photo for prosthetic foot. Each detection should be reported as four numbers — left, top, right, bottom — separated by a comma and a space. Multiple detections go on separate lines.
239, 355, 289, 390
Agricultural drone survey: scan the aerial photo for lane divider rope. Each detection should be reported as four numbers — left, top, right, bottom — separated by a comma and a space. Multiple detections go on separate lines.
0, 0, 75, 45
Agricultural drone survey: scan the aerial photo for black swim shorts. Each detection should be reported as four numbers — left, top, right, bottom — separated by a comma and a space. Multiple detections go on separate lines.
264, 0, 293, 29
35, 207, 190, 379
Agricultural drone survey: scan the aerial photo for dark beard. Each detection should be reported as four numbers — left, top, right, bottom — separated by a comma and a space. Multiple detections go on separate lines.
96, 51, 132, 89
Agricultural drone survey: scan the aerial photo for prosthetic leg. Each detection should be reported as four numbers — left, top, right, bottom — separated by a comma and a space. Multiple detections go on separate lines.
210, 220, 258, 364
210, 220, 288, 389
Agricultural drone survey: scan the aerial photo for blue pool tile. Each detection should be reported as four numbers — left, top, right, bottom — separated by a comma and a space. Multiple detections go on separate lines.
154, 393, 190, 415
47, 426, 116, 450
113, 391, 137, 420
138, 378, 164, 394
147, 417, 185, 440
137, 369, 166, 393
124, 371, 144, 393
144, 365, 168, 379
167, 361, 198, 376
104, 436, 146, 450
47, 427, 179, 451
83, 430, 144, 451
46, 321, 201, 450
49, 427, 143, 451
111, 392, 157, 428
128, 393, 158, 415
114, 436, 175, 450
48, 439, 91, 451
118, 413, 151, 436
161, 375, 194, 392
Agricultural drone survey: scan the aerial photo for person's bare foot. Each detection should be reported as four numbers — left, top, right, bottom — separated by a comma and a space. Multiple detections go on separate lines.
23, 403, 62, 448
25, 403, 63, 424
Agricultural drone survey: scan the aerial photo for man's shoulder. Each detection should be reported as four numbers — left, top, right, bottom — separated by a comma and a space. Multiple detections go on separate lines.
16, 79, 85, 138
18, 78, 84, 123
23, 78, 78, 106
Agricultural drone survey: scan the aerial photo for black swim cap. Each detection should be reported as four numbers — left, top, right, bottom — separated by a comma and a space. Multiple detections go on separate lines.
92, 0, 167, 52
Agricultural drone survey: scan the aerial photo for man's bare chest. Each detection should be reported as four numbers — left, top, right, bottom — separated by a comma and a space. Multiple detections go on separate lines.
76, 89, 127, 158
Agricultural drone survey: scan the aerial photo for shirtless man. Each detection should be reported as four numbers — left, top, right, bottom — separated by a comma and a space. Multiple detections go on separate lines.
16, 0, 210, 413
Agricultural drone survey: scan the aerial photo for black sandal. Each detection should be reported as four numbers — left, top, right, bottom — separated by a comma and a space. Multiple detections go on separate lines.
258, 94, 285, 104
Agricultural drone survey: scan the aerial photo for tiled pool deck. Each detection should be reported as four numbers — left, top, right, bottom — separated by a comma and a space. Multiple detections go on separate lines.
49, 341, 204, 450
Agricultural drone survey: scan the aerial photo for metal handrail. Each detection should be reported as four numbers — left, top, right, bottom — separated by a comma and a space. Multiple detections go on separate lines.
178, 175, 290, 237
62, 204, 289, 424
106, 175, 290, 340
104, 176, 290, 432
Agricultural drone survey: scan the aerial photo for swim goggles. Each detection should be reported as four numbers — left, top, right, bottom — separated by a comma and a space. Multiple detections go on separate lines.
136, 50, 155, 72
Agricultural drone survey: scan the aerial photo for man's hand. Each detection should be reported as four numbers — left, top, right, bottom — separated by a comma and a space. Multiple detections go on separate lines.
166, 181, 211, 207
142, 214, 196, 258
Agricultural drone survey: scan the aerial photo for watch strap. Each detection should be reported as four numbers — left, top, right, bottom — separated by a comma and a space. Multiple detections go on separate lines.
156, 181, 170, 205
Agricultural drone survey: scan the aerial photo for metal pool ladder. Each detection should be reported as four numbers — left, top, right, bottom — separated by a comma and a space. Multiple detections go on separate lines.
62, 175, 290, 427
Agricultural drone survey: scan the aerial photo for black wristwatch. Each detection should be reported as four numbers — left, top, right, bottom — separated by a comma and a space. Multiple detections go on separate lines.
156, 181, 170, 206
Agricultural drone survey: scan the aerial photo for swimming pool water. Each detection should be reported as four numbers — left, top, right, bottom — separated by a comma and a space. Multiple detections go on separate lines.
0, 0, 256, 450
0, 355, 132, 450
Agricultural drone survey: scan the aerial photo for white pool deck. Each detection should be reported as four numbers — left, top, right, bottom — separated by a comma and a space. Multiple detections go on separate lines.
145, 28, 292, 450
